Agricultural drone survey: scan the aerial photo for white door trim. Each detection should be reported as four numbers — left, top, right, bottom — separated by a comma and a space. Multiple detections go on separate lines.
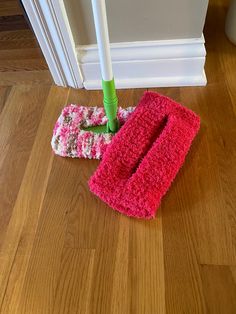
22, 1, 207, 90
22, 0, 83, 88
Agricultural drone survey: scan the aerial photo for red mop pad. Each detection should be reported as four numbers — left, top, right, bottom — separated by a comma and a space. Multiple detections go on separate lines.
89, 91, 200, 219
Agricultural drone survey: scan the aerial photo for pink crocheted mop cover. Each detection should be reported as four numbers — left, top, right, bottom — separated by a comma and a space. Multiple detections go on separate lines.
51, 105, 134, 159
89, 91, 200, 219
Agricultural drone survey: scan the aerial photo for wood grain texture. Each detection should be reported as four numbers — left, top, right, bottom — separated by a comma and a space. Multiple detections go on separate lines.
0, 86, 10, 114
0, 86, 70, 313
53, 249, 95, 314
0, 85, 50, 248
110, 216, 130, 314
0, 15, 28, 32
0, 1, 23, 17
0, 59, 48, 72
0, 28, 36, 41
201, 265, 236, 314
128, 215, 165, 314
0, 0, 236, 313
0, 48, 44, 60
0, 37, 41, 50
0, 70, 52, 85
0, 9, 49, 84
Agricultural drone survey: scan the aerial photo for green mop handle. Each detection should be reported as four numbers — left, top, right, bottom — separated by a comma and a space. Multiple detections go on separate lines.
91, 0, 119, 133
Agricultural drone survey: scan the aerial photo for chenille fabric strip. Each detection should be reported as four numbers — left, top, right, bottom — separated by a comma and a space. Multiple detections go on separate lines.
89, 91, 200, 219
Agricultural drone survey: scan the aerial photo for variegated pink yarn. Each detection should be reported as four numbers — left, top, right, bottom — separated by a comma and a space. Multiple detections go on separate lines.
51, 105, 134, 159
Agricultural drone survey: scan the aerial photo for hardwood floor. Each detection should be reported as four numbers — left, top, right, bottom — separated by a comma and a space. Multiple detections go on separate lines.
0, 1, 51, 85
0, 0, 236, 313
0, 1, 23, 17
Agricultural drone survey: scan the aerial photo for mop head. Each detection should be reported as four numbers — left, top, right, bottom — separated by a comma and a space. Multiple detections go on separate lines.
51, 105, 134, 159
89, 91, 200, 219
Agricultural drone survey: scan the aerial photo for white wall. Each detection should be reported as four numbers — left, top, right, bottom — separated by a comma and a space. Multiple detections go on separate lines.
64, 0, 208, 45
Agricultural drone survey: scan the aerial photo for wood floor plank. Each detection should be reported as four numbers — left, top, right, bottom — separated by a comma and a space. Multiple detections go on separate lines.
0, 70, 52, 85
0, 85, 47, 169
0, 38, 39, 50
203, 2, 236, 262
77, 159, 127, 313
88, 209, 122, 314
205, 1, 236, 116
63, 158, 100, 250
53, 249, 95, 314
161, 171, 206, 314
201, 265, 236, 314
180, 83, 236, 265
0, 1, 23, 17
0, 59, 48, 72
110, 216, 130, 314
0, 48, 44, 61
0, 85, 50, 248
116, 88, 148, 107
0, 85, 11, 115
230, 266, 236, 284
0, 86, 69, 313
128, 213, 165, 314
0, 29, 34, 41
0, 15, 28, 32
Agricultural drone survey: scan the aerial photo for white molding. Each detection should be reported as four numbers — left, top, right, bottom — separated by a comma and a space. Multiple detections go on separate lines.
22, 0, 83, 88
77, 35, 207, 89
21, 1, 207, 90
84, 72, 207, 90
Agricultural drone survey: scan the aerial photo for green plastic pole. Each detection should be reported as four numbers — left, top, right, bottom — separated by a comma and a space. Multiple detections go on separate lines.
102, 78, 119, 133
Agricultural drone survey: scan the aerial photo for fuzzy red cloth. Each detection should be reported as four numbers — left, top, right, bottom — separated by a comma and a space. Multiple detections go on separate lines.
89, 92, 200, 219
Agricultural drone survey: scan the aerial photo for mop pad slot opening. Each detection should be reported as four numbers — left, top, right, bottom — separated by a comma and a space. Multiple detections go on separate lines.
89, 91, 200, 219
129, 115, 169, 176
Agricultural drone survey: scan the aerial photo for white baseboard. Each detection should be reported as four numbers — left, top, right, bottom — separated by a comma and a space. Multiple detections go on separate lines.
84, 72, 207, 90
20, 0, 207, 90
77, 36, 207, 90
21, 1, 207, 90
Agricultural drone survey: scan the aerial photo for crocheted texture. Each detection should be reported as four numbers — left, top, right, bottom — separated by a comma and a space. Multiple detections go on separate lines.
51, 105, 134, 159
89, 91, 200, 219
